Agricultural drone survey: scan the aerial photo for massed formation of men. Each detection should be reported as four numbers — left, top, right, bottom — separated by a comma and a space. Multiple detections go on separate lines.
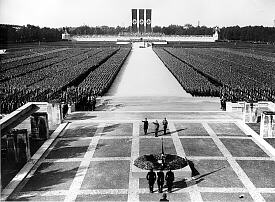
0, 86, 99, 114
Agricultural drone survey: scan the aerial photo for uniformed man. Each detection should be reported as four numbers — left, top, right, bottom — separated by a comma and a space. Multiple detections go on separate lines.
146, 169, 156, 193
165, 169, 174, 193
157, 169, 165, 193
142, 118, 149, 135
153, 120, 159, 137
162, 118, 168, 135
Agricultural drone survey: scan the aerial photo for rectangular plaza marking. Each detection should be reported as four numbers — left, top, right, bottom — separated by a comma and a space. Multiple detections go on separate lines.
208, 123, 247, 137
80, 160, 130, 190
64, 123, 105, 202
76, 194, 128, 201
101, 123, 133, 136
20, 162, 81, 192
93, 138, 132, 157
202, 122, 266, 202
61, 123, 99, 138
139, 193, 191, 202
46, 146, 88, 159
139, 138, 176, 156
193, 159, 244, 188
236, 160, 275, 188
128, 121, 139, 202
180, 138, 223, 157
201, 192, 254, 202
220, 138, 269, 157
175, 122, 209, 136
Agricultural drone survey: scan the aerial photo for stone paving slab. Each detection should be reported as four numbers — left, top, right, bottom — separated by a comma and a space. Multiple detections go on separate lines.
93, 138, 132, 157
193, 160, 244, 188
139, 193, 191, 201
61, 123, 98, 138
12, 194, 66, 201
201, 192, 253, 202
208, 123, 247, 136
175, 123, 209, 136
21, 162, 80, 192
54, 139, 91, 148
237, 160, 275, 188
139, 138, 177, 156
101, 123, 133, 136
220, 139, 269, 157
261, 193, 275, 202
81, 160, 130, 190
180, 138, 223, 157
76, 194, 128, 201
46, 146, 88, 159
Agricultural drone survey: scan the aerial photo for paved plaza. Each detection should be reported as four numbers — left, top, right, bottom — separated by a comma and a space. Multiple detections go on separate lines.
7, 110, 275, 201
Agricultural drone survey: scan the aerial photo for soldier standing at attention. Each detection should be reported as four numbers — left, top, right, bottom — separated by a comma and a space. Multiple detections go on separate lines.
162, 118, 168, 135
153, 120, 159, 137
157, 169, 165, 193
146, 169, 156, 193
142, 118, 149, 135
165, 169, 174, 193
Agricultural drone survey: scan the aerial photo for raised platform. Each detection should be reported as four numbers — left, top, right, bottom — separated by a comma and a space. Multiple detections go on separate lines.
4, 104, 275, 201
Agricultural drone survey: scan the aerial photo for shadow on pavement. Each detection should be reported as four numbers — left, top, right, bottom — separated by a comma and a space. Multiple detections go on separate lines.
9, 162, 79, 201
144, 128, 186, 136
101, 124, 121, 134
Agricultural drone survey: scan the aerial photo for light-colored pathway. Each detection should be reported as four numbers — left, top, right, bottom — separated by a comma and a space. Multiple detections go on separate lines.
107, 43, 192, 97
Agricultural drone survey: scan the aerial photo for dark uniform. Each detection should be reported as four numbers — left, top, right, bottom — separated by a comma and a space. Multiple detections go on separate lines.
162, 118, 168, 135
165, 170, 174, 193
153, 121, 159, 137
160, 193, 169, 201
146, 169, 156, 193
157, 170, 165, 193
142, 119, 149, 135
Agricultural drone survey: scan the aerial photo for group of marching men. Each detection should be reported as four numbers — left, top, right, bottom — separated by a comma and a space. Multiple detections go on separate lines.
219, 86, 275, 110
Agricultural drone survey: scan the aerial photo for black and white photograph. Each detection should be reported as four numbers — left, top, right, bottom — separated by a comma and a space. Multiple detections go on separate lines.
1, 0, 275, 201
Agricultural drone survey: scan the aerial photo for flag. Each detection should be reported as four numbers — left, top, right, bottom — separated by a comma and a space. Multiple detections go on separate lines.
146, 9, 152, 33
132, 9, 138, 33
139, 9, 144, 33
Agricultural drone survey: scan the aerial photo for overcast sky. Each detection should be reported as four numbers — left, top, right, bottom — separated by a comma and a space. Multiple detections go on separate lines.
0, 0, 274, 28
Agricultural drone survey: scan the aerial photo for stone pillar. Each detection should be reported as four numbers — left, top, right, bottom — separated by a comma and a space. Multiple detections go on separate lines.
260, 111, 275, 138
243, 102, 258, 123
30, 112, 49, 140
48, 103, 62, 128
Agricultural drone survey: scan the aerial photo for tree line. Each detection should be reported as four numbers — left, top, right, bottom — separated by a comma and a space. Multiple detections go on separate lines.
0, 24, 62, 44
219, 26, 275, 42
1, 24, 275, 44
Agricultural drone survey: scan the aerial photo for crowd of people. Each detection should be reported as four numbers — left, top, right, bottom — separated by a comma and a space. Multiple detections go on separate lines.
0, 86, 99, 114
220, 85, 275, 110
154, 48, 220, 97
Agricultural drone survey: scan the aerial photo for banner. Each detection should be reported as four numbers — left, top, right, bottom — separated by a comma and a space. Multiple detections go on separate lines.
146, 9, 152, 33
139, 9, 144, 33
132, 9, 138, 33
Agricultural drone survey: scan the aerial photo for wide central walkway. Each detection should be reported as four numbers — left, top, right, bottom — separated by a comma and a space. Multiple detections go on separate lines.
107, 43, 191, 97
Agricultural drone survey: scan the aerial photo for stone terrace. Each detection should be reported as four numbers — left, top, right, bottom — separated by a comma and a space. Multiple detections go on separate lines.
7, 107, 275, 202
